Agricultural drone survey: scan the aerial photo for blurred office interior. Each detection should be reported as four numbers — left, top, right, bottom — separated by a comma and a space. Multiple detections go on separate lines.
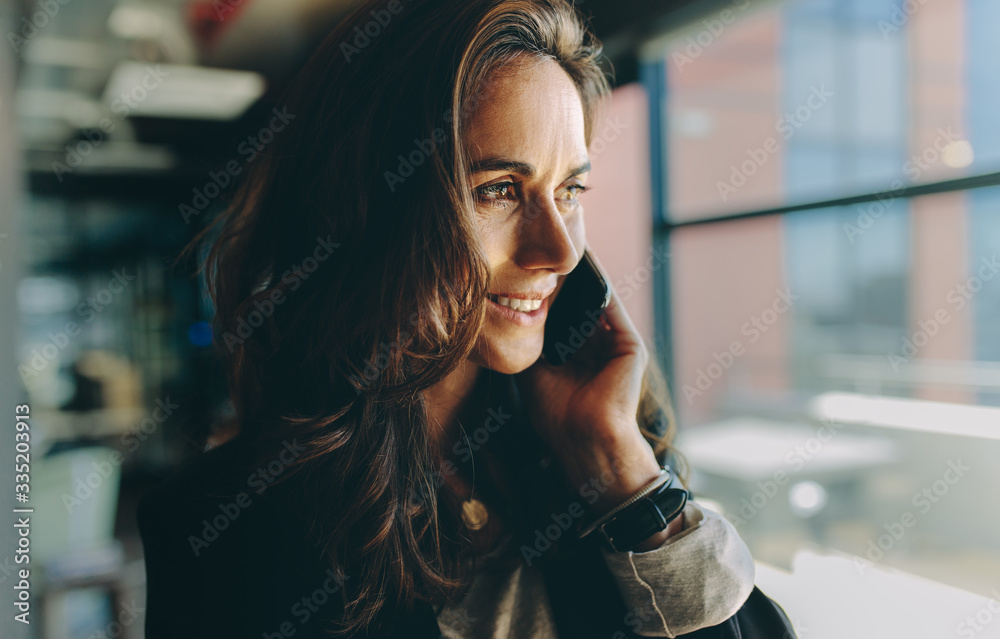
1, 0, 999, 637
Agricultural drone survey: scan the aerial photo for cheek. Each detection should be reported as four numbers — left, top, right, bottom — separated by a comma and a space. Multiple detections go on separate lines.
473, 218, 507, 265
477, 217, 524, 268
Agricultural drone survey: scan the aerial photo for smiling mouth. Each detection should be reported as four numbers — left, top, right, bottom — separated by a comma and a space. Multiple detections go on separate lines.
486, 294, 543, 313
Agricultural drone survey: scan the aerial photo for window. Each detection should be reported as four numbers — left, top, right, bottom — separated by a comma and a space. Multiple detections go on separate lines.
643, 0, 1000, 633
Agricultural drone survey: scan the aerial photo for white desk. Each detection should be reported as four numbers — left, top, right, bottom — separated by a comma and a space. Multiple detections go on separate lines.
755, 550, 1000, 639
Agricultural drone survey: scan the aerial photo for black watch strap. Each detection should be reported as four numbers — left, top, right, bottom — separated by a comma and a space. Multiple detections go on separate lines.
598, 481, 689, 552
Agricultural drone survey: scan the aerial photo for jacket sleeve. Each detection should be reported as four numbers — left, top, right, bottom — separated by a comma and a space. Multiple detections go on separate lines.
598, 501, 757, 637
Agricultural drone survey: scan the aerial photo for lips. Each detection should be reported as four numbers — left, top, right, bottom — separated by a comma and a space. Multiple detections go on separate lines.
486, 292, 550, 327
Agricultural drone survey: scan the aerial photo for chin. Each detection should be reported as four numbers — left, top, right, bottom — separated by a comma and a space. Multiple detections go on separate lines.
470, 335, 544, 374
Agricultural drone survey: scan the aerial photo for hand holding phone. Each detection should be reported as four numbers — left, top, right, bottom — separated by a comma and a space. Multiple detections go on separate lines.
517, 248, 656, 496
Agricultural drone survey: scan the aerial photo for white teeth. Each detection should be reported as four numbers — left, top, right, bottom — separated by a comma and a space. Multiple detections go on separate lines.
491, 295, 542, 312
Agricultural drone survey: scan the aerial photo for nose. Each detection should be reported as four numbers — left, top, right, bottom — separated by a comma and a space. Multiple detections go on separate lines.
513, 193, 580, 275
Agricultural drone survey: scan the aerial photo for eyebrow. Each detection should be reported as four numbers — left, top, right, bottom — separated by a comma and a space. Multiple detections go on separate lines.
470, 157, 591, 181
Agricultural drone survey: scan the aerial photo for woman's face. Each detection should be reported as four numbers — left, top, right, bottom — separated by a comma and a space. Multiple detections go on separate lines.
464, 55, 590, 374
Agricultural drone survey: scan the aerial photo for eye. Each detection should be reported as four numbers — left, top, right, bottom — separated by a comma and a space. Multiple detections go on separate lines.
559, 183, 591, 205
475, 181, 520, 208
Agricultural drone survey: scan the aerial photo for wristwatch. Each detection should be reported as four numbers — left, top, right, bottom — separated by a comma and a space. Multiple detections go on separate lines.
583, 469, 690, 553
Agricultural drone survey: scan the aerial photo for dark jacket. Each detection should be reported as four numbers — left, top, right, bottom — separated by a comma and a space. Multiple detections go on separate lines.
137, 372, 797, 638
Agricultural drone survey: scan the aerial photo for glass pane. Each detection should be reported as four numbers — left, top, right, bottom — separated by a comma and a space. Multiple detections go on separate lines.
668, 186, 1000, 628
662, 0, 997, 222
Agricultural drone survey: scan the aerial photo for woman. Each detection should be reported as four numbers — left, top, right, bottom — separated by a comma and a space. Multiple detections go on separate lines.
137, 0, 797, 637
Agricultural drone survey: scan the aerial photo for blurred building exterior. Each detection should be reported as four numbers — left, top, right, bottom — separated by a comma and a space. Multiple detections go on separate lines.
651, 0, 1000, 630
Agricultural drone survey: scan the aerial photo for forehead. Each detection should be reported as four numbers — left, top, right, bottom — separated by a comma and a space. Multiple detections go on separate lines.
463, 55, 588, 176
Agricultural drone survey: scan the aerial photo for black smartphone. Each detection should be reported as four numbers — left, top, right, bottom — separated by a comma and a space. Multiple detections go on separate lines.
542, 249, 611, 366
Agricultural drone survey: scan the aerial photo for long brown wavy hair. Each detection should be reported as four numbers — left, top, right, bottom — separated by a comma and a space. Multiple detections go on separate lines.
181, 0, 685, 634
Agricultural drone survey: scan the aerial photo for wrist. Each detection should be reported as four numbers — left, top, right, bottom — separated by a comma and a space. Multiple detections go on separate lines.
562, 428, 661, 516
579, 469, 689, 552
563, 425, 688, 552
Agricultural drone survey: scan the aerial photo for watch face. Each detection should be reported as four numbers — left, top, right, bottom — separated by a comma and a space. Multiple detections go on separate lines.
602, 488, 689, 552
602, 501, 664, 551
627, 500, 667, 531
653, 487, 689, 522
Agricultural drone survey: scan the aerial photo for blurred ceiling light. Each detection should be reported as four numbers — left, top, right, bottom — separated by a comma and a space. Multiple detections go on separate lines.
17, 89, 103, 124
108, 3, 167, 39
102, 61, 265, 120
52, 142, 176, 173
22, 38, 106, 69
108, 1, 198, 64
788, 480, 827, 518
17, 277, 80, 314
809, 392, 1000, 441
942, 139, 974, 168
